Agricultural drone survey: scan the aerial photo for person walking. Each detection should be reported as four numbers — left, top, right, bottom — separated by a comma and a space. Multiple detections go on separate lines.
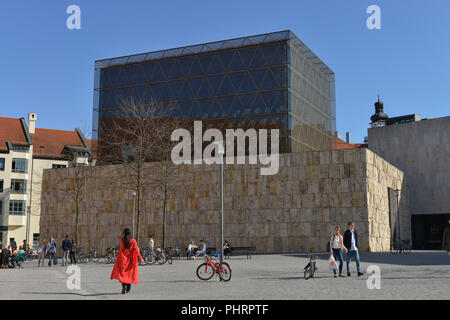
61, 235, 72, 267
47, 237, 57, 267
110, 228, 143, 294
343, 221, 364, 277
70, 239, 77, 265
442, 219, 450, 256
223, 240, 232, 258
37, 240, 47, 267
329, 226, 347, 278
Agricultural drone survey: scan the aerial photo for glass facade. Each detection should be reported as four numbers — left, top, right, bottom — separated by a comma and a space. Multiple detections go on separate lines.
93, 30, 335, 156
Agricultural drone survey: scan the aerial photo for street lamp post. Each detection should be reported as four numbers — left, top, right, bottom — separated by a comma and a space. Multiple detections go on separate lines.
394, 189, 401, 249
132, 190, 137, 239
214, 141, 225, 269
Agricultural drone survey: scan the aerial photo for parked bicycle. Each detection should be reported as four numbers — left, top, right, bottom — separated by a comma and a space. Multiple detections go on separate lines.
390, 239, 411, 254
303, 253, 318, 279
104, 247, 118, 264
75, 247, 87, 264
196, 254, 231, 282
87, 248, 100, 263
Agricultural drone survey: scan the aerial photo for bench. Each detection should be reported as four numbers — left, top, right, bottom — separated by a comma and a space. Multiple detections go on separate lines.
225, 246, 256, 259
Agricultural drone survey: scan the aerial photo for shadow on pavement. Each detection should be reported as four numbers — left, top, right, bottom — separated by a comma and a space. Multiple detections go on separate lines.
22, 292, 122, 297
284, 251, 450, 266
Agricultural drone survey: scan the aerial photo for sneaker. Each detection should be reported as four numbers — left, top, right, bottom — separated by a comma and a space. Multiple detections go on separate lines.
358, 272, 364, 277
347, 272, 351, 277
334, 274, 337, 278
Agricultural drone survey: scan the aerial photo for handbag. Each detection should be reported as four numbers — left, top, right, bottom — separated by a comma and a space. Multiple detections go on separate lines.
328, 255, 337, 271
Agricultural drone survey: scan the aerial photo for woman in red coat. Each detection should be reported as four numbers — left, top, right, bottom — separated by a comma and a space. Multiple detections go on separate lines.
110, 228, 143, 294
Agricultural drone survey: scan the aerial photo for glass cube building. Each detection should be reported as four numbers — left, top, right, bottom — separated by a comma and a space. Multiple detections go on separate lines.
93, 30, 335, 156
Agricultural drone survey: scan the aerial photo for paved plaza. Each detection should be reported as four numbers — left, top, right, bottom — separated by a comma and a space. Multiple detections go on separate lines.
0, 251, 448, 300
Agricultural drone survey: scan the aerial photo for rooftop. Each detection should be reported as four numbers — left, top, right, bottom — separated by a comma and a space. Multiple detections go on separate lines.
0, 117, 29, 152
94, 30, 334, 77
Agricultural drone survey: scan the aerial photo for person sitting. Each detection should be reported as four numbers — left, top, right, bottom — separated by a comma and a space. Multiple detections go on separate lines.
193, 240, 206, 259
14, 246, 25, 268
187, 241, 197, 259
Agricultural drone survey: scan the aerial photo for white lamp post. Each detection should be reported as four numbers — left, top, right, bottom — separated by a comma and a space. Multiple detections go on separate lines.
214, 141, 225, 267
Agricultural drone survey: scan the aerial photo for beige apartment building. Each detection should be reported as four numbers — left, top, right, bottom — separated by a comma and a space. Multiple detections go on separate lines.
0, 113, 94, 249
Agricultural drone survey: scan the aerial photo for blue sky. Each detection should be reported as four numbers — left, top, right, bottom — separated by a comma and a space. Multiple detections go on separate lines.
1, 0, 449, 143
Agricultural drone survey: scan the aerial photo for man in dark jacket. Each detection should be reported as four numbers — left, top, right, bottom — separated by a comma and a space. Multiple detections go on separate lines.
10, 239, 17, 251
343, 221, 364, 277
442, 220, 450, 256
61, 235, 72, 266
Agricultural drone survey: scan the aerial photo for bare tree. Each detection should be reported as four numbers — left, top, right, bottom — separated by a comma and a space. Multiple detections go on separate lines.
99, 97, 189, 246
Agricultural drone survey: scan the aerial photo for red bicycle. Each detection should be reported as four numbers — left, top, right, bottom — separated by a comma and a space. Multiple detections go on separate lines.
196, 254, 232, 282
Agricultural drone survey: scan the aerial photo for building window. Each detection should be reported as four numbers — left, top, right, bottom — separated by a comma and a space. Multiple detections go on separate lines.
11, 145, 29, 152
12, 158, 28, 173
11, 179, 27, 194
52, 164, 67, 169
0, 200, 2, 214
0, 180, 3, 193
33, 233, 40, 249
9, 200, 26, 215
0, 158, 4, 171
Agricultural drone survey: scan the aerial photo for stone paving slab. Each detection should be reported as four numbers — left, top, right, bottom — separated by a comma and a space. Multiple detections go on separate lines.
0, 251, 448, 300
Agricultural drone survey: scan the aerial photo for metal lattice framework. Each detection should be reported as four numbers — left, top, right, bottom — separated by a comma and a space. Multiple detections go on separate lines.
93, 30, 336, 153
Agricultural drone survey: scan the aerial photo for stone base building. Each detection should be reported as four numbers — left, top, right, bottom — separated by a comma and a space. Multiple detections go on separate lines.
40, 148, 410, 254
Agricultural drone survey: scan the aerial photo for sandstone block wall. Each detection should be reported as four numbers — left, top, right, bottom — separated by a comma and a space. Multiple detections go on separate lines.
40, 149, 410, 254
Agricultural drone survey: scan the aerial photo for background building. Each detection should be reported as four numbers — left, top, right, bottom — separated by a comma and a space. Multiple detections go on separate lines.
93, 30, 336, 161
368, 106, 450, 249
0, 113, 94, 248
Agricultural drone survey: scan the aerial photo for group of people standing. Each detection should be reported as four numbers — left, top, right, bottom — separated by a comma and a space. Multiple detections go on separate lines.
329, 221, 364, 278
36, 235, 78, 267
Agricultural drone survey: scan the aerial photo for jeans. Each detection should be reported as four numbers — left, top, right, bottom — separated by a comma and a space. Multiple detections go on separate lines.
48, 253, 55, 266
70, 251, 77, 264
38, 252, 46, 267
332, 248, 344, 274
346, 250, 361, 273
62, 250, 70, 266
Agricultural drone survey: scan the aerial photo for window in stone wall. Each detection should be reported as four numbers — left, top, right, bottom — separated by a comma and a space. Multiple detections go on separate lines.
0, 158, 4, 171
0, 180, 3, 192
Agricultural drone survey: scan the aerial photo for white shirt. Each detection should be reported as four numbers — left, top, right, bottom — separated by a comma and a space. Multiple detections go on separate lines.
149, 239, 154, 249
350, 230, 358, 251
330, 235, 342, 249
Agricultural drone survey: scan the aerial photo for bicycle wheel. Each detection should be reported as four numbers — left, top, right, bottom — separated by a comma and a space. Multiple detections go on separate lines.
146, 253, 157, 265
390, 245, 398, 255
218, 262, 232, 282
304, 264, 312, 280
157, 253, 167, 265
196, 263, 215, 280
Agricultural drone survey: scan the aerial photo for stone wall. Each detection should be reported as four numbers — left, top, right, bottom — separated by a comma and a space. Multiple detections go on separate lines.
40, 149, 409, 254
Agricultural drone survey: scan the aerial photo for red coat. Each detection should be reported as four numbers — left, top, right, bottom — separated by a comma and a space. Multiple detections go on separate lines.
110, 238, 143, 285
